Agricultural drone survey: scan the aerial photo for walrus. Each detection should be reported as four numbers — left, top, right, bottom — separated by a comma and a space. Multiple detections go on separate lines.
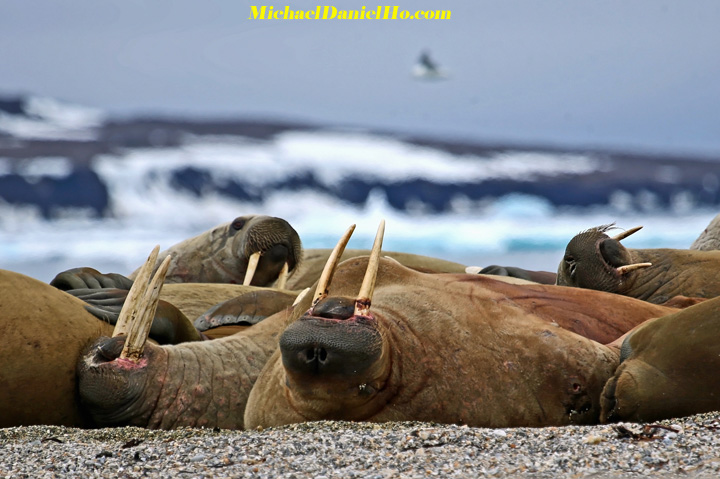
244, 224, 678, 429
556, 224, 720, 304
690, 212, 720, 251
129, 215, 303, 287
76, 224, 674, 430
0, 247, 298, 427
601, 295, 720, 423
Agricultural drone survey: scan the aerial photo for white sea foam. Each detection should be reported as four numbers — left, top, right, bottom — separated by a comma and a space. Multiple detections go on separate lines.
1, 132, 717, 281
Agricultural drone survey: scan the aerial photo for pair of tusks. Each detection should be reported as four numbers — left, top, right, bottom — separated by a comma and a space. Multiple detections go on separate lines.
309, 220, 386, 317
111, 246, 171, 362
611, 225, 653, 275
243, 252, 290, 290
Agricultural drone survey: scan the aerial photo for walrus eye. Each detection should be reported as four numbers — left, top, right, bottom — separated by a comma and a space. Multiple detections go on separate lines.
564, 255, 577, 278
231, 218, 246, 231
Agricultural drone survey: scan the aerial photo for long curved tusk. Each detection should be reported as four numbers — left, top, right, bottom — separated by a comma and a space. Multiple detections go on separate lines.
612, 226, 643, 242
113, 245, 160, 338
616, 262, 652, 275
292, 287, 311, 307
120, 254, 172, 362
243, 251, 261, 286
354, 220, 385, 317
312, 224, 356, 305
275, 262, 290, 290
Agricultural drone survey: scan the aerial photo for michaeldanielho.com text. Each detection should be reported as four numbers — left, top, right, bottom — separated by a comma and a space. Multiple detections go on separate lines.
248, 6, 451, 20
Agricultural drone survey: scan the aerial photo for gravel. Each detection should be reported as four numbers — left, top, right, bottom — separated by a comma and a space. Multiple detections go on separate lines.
3, 413, 720, 478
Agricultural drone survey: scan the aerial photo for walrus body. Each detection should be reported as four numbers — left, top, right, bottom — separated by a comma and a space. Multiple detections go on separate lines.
0, 270, 114, 427
285, 249, 467, 290
557, 225, 720, 303
75, 256, 674, 430
244, 258, 678, 429
0, 269, 294, 427
130, 215, 302, 286
601, 295, 720, 423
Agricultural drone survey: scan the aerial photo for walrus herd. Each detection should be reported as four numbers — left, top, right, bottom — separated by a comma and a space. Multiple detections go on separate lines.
2, 212, 720, 429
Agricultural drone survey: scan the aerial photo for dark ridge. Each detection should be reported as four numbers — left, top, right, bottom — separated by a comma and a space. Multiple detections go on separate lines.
0, 109, 719, 218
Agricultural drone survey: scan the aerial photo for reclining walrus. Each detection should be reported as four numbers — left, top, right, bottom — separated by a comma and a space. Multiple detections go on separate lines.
0, 247, 289, 428
601, 294, 720, 423
556, 224, 720, 304
76, 224, 676, 430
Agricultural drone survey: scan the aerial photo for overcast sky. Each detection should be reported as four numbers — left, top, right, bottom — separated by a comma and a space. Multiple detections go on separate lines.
1, 0, 719, 155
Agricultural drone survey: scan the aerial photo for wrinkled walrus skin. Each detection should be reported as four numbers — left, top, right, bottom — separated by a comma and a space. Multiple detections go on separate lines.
243, 257, 676, 430
601, 295, 720, 423
75, 258, 673, 430
557, 224, 720, 304
130, 215, 302, 286
0, 270, 115, 427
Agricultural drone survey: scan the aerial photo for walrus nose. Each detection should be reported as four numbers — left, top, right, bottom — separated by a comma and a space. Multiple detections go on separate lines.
279, 317, 382, 377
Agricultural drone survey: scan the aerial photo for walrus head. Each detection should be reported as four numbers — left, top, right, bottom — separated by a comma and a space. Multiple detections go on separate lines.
556, 224, 651, 293
154, 214, 302, 287
277, 222, 394, 420
226, 215, 303, 288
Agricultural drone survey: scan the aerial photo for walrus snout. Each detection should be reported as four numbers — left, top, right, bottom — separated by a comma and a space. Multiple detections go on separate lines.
279, 316, 382, 378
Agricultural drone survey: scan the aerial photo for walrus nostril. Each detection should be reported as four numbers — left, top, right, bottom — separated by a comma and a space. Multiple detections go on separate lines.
304, 348, 315, 362
318, 348, 328, 362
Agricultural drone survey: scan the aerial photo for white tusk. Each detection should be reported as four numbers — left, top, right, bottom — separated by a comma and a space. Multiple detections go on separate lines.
354, 220, 385, 317
276, 262, 290, 290
120, 254, 172, 362
312, 224, 356, 305
113, 246, 160, 338
465, 266, 483, 275
243, 251, 261, 286
612, 226, 643, 242
616, 262, 652, 275
292, 287, 311, 307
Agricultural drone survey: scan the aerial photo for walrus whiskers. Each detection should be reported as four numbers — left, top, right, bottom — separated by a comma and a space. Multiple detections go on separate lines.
120, 254, 172, 362
243, 252, 261, 286
312, 224, 356, 306
112, 245, 160, 338
354, 220, 385, 317
616, 262, 653, 275
612, 226, 643, 242
276, 262, 290, 290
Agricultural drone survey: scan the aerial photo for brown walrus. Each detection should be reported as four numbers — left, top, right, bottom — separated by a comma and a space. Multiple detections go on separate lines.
74, 224, 674, 430
0, 259, 292, 427
556, 224, 720, 304
129, 215, 303, 287
601, 295, 720, 423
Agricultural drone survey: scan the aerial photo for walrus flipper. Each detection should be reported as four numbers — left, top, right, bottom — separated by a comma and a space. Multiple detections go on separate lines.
50, 267, 134, 291
475, 265, 557, 285
194, 290, 297, 332
70, 287, 203, 345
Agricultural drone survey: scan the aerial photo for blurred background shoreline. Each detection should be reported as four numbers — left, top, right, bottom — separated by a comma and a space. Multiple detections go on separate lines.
1, 1, 719, 281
